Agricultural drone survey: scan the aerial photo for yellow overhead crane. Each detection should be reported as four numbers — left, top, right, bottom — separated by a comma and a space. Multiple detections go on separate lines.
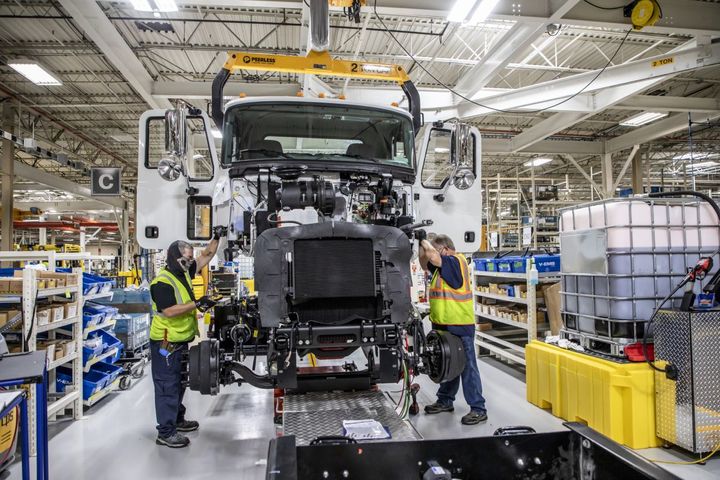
210, 0, 421, 132
211, 50, 421, 132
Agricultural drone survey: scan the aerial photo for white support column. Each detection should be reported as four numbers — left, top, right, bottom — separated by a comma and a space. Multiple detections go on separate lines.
601, 153, 614, 198
612, 145, 640, 192
79, 227, 86, 252
121, 209, 130, 271
1, 101, 14, 255
39, 227, 47, 246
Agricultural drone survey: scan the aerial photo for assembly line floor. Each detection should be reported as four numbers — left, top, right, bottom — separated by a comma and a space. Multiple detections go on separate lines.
5, 357, 719, 480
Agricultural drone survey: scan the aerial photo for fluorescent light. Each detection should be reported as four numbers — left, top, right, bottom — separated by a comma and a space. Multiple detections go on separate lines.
469, 0, 501, 24
447, 0, 477, 22
619, 112, 668, 127
8, 61, 62, 86
434, 147, 450, 154
673, 152, 719, 161
524, 157, 553, 167
154, 0, 178, 12
686, 161, 719, 170
129, 0, 176, 12
211, 129, 222, 139
361, 64, 392, 74
128, 0, 152, 10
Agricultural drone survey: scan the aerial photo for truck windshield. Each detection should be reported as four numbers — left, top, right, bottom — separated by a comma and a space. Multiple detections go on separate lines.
222, 102, 414, 169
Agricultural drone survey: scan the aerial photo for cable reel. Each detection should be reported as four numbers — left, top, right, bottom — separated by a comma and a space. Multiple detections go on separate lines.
624, 0, 662, 30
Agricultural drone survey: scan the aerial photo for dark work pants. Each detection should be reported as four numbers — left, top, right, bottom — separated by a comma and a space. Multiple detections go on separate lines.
435, 325, 487, 414
150, 340, 188, 438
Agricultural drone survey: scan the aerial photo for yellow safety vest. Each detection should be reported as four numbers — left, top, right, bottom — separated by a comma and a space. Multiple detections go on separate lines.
150, 268, 199, 342
429, 253, 475, 326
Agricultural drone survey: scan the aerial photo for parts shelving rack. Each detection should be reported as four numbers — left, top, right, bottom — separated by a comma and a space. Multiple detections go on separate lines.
473, 268, 559, 365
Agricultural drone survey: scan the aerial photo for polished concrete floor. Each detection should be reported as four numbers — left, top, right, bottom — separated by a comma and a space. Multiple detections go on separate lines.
5, 357, 719, 480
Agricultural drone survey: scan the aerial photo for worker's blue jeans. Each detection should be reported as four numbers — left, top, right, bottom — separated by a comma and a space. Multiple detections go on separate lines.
436, 326, 487, 414
150, 340, 189, 438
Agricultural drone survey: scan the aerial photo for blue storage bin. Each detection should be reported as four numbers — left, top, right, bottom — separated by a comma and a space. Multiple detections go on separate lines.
486, 259, 498, 272
496, 258, 513, 273
102, 346, 123, 364
82, 312, 103, 329
84, 303, 119, 322
90, 362, 123, 384
473, 258, 489, 271
91, 329, 122, 352
510, 257, 528, 273
56, 367, 108, 401
82, 342, 104, 365
534, 254, 561, 272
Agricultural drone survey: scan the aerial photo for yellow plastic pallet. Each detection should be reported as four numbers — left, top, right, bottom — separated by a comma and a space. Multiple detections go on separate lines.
526, 340, 662, 449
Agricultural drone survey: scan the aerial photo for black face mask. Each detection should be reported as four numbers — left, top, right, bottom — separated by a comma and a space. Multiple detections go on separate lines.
166, 241, 194, 276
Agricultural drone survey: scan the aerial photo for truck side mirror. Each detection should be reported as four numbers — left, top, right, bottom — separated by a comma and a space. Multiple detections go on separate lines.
452, 123, 475, 190
158, 104, 189, 182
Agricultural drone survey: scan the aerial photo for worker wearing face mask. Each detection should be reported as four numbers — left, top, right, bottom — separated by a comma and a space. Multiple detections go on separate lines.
149, 227, 225, 448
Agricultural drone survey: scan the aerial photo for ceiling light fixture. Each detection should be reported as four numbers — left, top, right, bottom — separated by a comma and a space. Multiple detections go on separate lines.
672, 152, 719, 161
524, 157, 553, 167
211, 129, 223, 139
8, 60, 62, 86
447, 0, 477, 23
686, 161, 719, 171
619, 111, 668, 127
129, 0, 177, 12
469, 0, 501, 24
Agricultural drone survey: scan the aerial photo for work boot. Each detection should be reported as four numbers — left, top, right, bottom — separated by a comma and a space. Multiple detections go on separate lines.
461, 411, 488, 425
156, 432, 190, 448
424, 402, 454, 414
176, 419, 200, 432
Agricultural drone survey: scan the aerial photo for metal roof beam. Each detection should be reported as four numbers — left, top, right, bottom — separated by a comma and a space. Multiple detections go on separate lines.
453, 0, 581, 99
178, 1, 720, 37
57, 0, 170, 110
605, 112, 720, 154
449, 41, 718, 118
483, 138, 603, 155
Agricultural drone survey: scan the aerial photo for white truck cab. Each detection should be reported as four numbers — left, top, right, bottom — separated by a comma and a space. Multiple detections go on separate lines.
136, 96, 482, 255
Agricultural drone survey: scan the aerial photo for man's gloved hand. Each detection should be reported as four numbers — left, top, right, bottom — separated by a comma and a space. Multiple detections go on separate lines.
195, 295, 218, 312
415, 229, 427, 242
213, 226, 228, 240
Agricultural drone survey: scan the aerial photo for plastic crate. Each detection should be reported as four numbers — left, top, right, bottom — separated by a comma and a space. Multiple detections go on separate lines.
82, 337, 104, 364
102, 345, 123, 364
117, 330, 149, 351
56, 367, 108, 401
534, 254, 561, 272
90, 362, 123, 384
91, 329, 122, 352
495, 258, 513, 273
473, 258, 491, 271
82, 312, 103, 329
510, 257, 528, 273
84, 303, 119, 322
114, 313, 150, 334
525, 341, 661, 449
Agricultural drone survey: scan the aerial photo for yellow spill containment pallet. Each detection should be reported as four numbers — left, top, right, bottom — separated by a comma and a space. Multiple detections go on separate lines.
526, 340, 662, 449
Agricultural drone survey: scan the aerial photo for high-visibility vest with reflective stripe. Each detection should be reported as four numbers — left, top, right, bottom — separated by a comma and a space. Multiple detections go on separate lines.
150, 268, 199, 342
429, 253, 475, 326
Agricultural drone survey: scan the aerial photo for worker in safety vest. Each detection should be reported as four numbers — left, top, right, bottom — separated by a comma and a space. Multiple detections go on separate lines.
149, 228, 225, 448
419, 233, 488, 425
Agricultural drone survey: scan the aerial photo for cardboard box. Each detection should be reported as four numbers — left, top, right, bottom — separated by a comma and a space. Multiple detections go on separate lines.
38, 271, 71, 287
37, 340, 57, 362
64, 303, 78, 319
50, 305, 65, 323
6, 278, 23, 294
477, 322, 493, 331
63, 340, 77, 357
543, 283, 563, 335
36, 307, 51, 326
